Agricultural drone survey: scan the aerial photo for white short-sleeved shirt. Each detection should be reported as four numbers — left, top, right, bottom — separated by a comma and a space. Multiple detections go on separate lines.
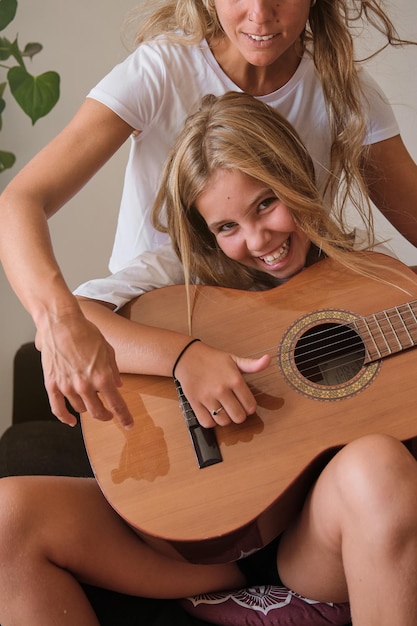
74, 241, 183, 310
87, 38, 399, 274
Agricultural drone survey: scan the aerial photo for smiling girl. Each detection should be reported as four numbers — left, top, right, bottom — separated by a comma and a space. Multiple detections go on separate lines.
196, 168, 312, 279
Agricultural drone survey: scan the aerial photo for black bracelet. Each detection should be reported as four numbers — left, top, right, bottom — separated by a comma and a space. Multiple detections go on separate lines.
172, 338, 201, 379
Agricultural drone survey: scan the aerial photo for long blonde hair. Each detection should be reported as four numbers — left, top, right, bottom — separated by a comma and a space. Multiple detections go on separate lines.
152, 92, 374, 290
125, 0, 414, 240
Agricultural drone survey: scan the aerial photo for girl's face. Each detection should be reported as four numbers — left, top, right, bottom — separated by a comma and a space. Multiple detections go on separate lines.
213, 0, 311, 69
196, 168, 311, 281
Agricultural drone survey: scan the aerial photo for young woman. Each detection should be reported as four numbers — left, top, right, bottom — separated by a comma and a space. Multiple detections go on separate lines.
0, 92, 417, 626
0, 0, 416, 428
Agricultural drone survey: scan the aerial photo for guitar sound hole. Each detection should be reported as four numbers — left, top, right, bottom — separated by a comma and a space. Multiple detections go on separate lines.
294, 323, 365, 386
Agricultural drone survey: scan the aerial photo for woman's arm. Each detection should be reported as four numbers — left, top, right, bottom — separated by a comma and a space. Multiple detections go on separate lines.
78, 298, 271, 429
0, 99, 135, 427
363, 135, 417, 248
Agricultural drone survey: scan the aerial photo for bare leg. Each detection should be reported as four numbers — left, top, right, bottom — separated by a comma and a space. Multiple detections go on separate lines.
0, 475, 246, 626
278, 434, 417, 625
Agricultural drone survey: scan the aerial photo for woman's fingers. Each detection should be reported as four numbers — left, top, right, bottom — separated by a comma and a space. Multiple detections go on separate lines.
37, 319, 134, 428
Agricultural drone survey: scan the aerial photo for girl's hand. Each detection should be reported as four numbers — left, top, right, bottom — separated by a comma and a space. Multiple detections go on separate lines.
173, 341, 271, 428
35, 315, 133, 429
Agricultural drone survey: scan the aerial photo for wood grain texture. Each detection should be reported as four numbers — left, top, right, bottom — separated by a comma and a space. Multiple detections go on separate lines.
81, 252, 417, 563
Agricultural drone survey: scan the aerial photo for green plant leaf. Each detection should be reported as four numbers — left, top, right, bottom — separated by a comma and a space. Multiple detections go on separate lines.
0, 35, 13, 60
9, 36, 23, 65
0, 36, 24, 65
0, 149, 16, 172
0, 0, 17, 32
8, 66, 60, 124
22, 42, 42, 59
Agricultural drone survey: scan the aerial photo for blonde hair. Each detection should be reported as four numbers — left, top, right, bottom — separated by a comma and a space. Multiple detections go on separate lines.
124, 0, 414, 241
152, 91, 374, 290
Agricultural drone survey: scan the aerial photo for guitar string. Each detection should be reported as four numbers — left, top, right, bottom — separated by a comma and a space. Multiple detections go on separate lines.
242, 317, 415, 363
234, 305, 417, 390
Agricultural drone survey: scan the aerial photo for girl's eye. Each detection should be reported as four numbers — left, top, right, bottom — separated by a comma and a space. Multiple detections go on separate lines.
258, 197, 277, 211
218, 221, 237, 233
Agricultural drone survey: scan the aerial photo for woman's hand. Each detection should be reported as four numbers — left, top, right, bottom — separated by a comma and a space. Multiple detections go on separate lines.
35, 313, 133, 429
173, 340, 271, 428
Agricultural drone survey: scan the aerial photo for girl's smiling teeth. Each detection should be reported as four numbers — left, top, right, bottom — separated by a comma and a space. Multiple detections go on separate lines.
259, 237, 290, 265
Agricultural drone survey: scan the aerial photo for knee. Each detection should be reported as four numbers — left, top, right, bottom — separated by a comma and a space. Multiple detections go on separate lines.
333, 434, 417, 535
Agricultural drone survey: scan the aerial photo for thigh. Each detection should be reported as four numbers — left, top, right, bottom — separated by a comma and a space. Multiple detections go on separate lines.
276, 464, 349, 603
0, 475, 245, 598
0, 474, 135, 578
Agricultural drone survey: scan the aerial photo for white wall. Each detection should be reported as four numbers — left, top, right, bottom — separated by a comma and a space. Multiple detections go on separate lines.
0, 0, 416, 434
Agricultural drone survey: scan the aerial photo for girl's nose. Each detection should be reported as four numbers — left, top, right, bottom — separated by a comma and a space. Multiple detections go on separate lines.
245, 225, 272, 253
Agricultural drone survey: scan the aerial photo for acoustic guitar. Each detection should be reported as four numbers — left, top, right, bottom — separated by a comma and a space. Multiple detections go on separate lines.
81, 252, 417, 564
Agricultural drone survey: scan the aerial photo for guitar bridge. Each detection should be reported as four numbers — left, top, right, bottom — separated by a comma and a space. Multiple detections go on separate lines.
174, 379, 223, 469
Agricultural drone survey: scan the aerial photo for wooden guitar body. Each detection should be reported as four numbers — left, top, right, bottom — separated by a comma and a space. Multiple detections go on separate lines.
81, 253, 417, 563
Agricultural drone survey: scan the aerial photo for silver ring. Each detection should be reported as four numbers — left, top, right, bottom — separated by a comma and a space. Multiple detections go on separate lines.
211, 406, 224, 417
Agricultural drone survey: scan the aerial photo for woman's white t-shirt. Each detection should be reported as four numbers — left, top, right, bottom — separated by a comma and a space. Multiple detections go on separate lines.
87, 38, 399, 274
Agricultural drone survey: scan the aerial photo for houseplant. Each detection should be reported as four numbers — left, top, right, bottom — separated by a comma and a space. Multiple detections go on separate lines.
0, 0, 60, 172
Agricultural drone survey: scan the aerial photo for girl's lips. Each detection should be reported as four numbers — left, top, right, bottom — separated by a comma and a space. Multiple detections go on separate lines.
259, 237, 290, 266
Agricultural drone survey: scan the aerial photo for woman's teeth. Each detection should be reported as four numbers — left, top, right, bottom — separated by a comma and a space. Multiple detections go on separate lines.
248, 34, 275, 41
260, 239, 290, 265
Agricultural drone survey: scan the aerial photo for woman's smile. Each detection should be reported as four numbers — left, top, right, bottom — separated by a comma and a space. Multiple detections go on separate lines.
209, 0, 311, 93
245, 32, 278, 42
